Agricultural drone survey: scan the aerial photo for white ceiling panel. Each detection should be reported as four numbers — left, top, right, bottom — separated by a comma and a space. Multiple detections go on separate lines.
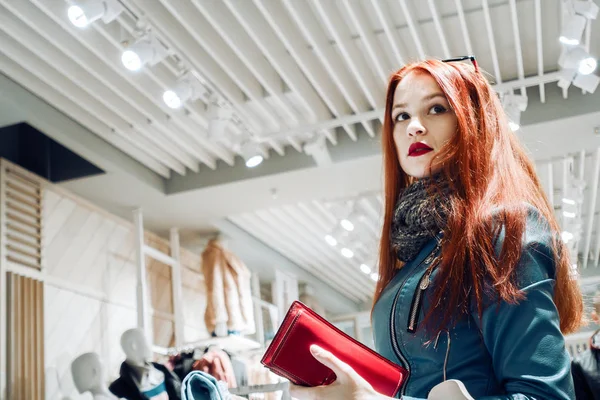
1, 0, 593, 177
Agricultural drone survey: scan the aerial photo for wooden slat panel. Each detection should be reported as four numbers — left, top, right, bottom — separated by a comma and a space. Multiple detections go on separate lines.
6, 212, 40, 230
6, 181, 41, 201
6, 190, 40, 211
7, 223, 41, 240
7, 200, 40, 220
6, 273, 44, 400
6, 233, 39, 250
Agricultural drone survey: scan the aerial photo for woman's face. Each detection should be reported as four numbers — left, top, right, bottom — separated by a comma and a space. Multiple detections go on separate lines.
391, 72, 458, 179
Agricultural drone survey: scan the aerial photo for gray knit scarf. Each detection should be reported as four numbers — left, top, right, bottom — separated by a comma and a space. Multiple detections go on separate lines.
391, 175, 452, 262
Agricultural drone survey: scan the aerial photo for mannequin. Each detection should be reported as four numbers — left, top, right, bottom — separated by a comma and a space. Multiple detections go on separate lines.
71, 352, 118, 400
109, 328, 181, 400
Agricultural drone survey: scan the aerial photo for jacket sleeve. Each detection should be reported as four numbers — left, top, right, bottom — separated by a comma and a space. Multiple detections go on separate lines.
471, 227, 575, 400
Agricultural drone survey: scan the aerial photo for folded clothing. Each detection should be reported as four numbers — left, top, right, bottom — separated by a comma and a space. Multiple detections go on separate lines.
181, 371, 231, 400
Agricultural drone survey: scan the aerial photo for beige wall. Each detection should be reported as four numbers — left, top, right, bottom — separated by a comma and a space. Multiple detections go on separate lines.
41, 186, 207, 399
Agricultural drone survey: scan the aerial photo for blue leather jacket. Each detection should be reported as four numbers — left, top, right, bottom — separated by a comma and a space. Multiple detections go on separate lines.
372, 207, 575, 399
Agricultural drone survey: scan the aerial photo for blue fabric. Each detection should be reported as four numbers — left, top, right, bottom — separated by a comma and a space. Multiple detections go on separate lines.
143, 381, 167, 398
373, 205, 575, 399
181, 371, 225, 400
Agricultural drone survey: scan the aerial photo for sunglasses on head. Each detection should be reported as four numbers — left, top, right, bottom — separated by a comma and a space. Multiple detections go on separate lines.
442, 55, 479, 72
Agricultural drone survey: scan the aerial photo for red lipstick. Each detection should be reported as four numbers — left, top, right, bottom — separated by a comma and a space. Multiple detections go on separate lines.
408, 142, 433, 157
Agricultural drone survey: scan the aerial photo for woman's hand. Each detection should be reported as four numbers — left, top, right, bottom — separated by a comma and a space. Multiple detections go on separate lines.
289, 344, 383, 400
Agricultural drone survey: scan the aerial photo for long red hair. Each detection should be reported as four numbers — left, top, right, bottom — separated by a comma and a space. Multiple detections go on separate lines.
373, 59, 583, 334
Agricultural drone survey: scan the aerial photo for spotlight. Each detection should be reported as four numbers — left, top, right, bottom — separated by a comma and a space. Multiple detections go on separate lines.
208, 102, 233, 140
324, 235, 337, 247
573, 72, 600, 93
121, 34, 168, 72
370, 272, 379, 282
67, 0, 123, 28
240, 143, 263, 168
559, 46, 597, 75
579, 57, 597, 75
360, 264, 371, 274
163, 73, 207, 109
573, 0, 599, 19
561, 231, 574, 243
502, 93, 527, 131
340, 219, 354, 231
303, 134, 332, 167
341, 248, 354, 258
559, 14, 587, 46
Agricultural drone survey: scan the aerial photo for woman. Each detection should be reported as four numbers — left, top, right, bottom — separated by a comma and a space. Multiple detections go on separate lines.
290, 59, 584, 399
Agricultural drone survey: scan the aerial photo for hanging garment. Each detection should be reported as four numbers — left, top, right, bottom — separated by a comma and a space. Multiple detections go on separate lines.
180, 371, 231, 400
192, 349, 237, 389
202, 239, 255, 335
109, 361, 182, 400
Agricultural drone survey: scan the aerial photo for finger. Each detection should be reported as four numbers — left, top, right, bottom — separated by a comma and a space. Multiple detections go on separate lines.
309, 345, 353, 378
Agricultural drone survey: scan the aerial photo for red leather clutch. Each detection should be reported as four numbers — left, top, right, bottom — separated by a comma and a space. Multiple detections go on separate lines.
261, 301, 407, 397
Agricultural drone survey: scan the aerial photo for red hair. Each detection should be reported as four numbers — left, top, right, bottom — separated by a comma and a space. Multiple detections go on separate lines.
373, 59, 583, 334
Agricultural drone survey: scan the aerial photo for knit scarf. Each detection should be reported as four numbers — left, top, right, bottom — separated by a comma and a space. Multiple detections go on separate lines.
391, 175, 452, 262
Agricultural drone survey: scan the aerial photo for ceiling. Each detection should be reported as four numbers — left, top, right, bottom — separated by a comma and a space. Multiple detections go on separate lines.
1, 0, 600, 310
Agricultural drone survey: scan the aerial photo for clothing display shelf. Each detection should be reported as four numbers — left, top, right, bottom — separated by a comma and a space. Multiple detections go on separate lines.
229, 381, 291, 400
154, 335, 262, 356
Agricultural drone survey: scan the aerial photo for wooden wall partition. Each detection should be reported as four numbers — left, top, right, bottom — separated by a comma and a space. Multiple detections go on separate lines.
6, 272, 44, 400
0, 159, 209, 399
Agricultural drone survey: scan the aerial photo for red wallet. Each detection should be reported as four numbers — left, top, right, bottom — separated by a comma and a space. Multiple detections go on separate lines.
261, 301, 407, 397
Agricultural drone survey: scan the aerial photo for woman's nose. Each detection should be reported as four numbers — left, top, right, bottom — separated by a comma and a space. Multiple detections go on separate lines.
407, 118, 426, 136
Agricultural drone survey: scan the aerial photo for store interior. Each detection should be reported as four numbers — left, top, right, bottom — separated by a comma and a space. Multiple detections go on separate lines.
1, 0, 600, 399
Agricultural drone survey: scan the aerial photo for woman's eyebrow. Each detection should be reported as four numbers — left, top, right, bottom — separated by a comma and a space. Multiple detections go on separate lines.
392, 92, 446, 110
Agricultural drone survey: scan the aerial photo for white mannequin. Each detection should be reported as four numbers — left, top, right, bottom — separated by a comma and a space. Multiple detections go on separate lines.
71, 352, 118, 400
120, 328, 153, 366
118, 328, 170, 400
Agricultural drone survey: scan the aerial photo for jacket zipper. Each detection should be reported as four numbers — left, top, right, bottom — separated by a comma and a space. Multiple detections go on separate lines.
407, 261, 437, 333
389, 244, 439, 396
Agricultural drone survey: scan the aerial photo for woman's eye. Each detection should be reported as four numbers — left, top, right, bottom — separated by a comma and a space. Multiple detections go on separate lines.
430, 105, 447, 114
395, 112, 410, 122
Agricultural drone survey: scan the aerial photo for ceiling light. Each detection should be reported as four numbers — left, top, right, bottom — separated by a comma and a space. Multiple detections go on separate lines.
324, 235, 337, 247
573, 72, 600, 93
370, 272, 379, 282
163, 90, 183, 109
340, 219, 354, 231
573, 0, 599, 19
559, 14, 587, 46
578, 57, 597, 75
508, 121, 520, 132
563, 211, 576, 218
67, 0, 123, 28
208, 103, 233, 140
360, 264, 371, 274
562, 198, 576, 205
341, 248, 354, 258
561, 231, 574, 243
557, 68, 577, 91
163, 73, 207, 110
559, 46, 597, 75
240, 143, 263, 168
121, 34, 168, 72
303, 134, 332, 167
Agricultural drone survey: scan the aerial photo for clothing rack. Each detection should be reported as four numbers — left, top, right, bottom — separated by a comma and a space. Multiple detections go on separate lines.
154, 334, 262, 356
229, 381, 291, 400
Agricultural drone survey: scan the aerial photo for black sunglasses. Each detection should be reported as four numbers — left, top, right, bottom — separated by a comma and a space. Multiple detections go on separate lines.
442, 55, 479, 72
